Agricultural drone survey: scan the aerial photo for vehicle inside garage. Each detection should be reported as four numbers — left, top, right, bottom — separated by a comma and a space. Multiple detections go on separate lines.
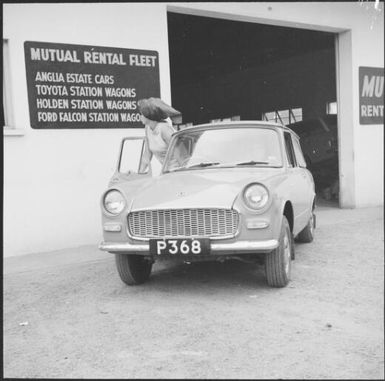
167, 12, 340, 206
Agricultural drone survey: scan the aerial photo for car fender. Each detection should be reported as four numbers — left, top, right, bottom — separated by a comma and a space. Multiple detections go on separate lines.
265, 173, 294, 238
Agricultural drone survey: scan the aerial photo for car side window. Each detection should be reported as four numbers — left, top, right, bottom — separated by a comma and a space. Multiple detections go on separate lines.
292, 137, 307, 168
119, 138, 148, 174
284, 132, 297, 167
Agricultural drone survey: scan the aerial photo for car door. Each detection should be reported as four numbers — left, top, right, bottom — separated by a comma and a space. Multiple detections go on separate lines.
284, 131, 309, 234
109, 137, 152, 186
292, 135, 315, 219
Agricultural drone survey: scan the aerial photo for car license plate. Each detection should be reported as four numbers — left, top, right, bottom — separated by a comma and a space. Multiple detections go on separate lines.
149, 239, 210, 256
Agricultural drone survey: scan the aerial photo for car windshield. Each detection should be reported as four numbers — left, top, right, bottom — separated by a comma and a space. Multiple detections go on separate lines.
163, 127, 283, 173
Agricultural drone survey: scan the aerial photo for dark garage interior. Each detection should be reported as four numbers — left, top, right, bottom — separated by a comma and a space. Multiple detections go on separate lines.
167, 12, 340, 204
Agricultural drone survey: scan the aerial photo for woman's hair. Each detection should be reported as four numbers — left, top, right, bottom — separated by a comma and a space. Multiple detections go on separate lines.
138, 98, 181, 122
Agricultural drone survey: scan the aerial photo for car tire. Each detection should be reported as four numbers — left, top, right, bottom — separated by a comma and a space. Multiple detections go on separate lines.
297, 212, 315, 243
115, 254, 153, 285
265, 216, 292, 288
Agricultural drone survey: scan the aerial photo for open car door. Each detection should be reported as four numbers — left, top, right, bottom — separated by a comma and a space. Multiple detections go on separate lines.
109, 137, 151, 185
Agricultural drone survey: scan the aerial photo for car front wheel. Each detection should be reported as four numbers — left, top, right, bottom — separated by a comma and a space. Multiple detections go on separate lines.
265, 216, 292, 287
115, 254, 153, 285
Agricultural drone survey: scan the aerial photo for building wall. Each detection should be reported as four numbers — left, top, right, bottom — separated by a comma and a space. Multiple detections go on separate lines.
3, 2, 384, 257
3, 3, 171, 256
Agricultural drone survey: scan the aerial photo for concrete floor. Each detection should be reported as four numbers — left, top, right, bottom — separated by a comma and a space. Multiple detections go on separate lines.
4, 205, 384, 379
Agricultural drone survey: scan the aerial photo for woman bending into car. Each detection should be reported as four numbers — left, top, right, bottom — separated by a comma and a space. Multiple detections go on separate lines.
138, 97, 181, 173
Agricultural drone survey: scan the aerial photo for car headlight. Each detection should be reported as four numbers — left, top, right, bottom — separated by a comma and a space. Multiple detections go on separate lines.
103, 190, 126, 215
243, 183, 269, 210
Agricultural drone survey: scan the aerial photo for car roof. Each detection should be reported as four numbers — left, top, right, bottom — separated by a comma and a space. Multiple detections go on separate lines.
174, 120, 300, 139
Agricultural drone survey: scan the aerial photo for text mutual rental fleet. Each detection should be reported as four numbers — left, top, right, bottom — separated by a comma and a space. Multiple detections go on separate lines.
30, 47, 157, 67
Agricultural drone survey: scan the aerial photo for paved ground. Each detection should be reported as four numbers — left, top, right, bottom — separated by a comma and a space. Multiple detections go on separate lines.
3, 206, 384, 379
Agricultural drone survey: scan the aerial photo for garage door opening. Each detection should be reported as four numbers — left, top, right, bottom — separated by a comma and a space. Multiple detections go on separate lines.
167, 12, 340, 207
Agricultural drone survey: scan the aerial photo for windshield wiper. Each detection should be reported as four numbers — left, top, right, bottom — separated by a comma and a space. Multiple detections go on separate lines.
165, 162, 220, 173
186, 162, 220, 169
235, 160, 269, 166
166, 160, 269, 173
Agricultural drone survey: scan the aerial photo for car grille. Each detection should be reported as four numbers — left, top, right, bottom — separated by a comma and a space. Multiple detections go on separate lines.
128, 208, 239, 239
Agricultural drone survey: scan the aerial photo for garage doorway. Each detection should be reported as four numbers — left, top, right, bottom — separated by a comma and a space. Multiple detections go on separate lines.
167, 12, 340, 207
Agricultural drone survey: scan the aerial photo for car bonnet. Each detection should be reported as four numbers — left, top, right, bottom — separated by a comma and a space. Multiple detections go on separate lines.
128, 167, 284, 211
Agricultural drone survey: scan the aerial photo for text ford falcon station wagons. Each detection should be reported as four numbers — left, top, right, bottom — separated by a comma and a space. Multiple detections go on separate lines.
99, 121, 316, 287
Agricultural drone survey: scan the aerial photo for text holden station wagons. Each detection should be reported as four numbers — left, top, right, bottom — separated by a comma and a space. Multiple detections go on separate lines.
99, 121, 316, 287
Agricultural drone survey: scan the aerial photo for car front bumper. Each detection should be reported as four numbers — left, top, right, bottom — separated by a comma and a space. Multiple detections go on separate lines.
99, 239, 279, 255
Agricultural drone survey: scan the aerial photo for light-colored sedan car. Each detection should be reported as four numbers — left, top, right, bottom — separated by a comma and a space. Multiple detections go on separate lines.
99, 121, 316, 287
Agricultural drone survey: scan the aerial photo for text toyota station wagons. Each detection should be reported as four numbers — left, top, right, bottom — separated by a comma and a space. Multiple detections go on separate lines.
99, 121, 316, 287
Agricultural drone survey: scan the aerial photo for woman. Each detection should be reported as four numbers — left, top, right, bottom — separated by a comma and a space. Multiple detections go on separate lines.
138, 97, 181, 172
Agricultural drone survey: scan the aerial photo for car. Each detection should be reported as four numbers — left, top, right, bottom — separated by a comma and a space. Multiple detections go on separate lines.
99, 121, 316, 288
287, 115, 338, 168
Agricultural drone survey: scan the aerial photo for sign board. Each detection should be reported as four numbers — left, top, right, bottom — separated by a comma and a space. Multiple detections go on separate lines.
24, 41, 160, 129
359, 66, 384, 125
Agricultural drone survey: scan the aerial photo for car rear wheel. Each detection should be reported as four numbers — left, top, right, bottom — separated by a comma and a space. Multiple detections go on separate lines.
297, 212, 315, 243
115, 254, 153, 285
265, 216, 292, 288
